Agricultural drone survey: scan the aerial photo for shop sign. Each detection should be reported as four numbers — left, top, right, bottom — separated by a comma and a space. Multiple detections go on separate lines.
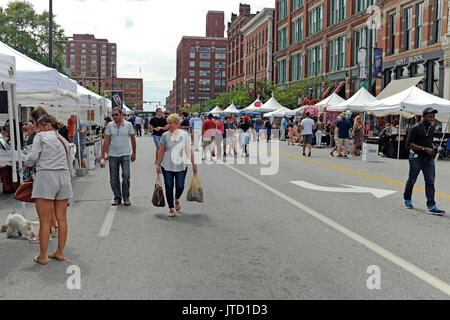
395, 55, 424, 66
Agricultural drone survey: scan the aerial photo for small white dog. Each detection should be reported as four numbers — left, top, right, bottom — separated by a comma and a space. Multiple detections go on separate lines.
1, 213, 39, 240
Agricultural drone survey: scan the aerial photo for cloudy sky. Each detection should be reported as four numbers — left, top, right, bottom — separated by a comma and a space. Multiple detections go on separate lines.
0, 0, 274, 109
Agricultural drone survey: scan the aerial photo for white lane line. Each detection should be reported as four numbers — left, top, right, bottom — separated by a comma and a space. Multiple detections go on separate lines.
226, 164, 450, 297
98, 205, 117, 237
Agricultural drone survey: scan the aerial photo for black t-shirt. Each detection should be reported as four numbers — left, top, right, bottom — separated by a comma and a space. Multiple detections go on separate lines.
406, 121, 435, 157
150, 117, 167, 136
265, 121, 272, 130
240, 123, 251, 132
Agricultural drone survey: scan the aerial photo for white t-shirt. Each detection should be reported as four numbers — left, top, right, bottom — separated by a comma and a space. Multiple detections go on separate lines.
135, 117, 143, 125
301, 118, 315, 135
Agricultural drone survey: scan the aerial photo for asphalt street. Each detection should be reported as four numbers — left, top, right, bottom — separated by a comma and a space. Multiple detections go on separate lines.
0, 135, 449, 300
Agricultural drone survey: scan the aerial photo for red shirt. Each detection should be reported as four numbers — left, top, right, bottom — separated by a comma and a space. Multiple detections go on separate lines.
202, 119, 216, 139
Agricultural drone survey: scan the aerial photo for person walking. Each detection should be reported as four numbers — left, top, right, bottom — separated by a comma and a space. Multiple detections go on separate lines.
315, 118, 324, 148
201, 114, 216, 161
280, 117, 288, 141
180, 112, 190, 134
350, 115, 365, 158
255, 116, 263, 141
223, 116, 236, 157
264, 118, 272, 143
25, 115, 72, 265
403, 108, 445, 215
73, 116, 88, 174
239, 116, 252, 157
156, 114, 197, 218
213, 114, 224, 158
149, 108, 168, 163
337, 113, 353, 158
300, 112, 315, 157
189, 112, 203, 152
99, 107, 137, 206
134, 115, 143, 137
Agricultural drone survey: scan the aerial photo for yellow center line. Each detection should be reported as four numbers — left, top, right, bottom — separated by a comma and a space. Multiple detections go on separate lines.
277, 150, 450, 201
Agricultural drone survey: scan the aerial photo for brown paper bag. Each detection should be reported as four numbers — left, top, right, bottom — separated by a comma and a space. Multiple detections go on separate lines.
186, 173, 204, 203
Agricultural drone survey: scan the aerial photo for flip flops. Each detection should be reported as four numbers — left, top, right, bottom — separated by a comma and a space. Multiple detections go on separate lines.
48, 253, 66, 261
34, 256, 47, 265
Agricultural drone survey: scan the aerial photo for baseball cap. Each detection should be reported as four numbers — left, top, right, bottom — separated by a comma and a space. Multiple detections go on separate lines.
214, 114, 220, 118
422, 107, 438, 116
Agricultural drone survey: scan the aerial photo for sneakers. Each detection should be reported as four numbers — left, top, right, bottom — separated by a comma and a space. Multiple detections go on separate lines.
404, 200, 414, 209
427, 206, 446, 216
308, 153, 311, 157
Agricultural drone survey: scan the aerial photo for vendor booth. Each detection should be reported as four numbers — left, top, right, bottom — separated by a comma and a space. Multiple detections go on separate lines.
242, 98, 263, 113
220, 103, 240, 115
208, 106, 222, 115
259, 93, 285, 113
327, 88, 378, 113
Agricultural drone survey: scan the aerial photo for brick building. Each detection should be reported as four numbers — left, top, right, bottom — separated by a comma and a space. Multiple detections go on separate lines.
64, 34, 117, 79
167, 11, 227, 112
273, 0, 450, 101
227, 4, 256, 91
77, 77, 144, 110
241, 8, 275, 87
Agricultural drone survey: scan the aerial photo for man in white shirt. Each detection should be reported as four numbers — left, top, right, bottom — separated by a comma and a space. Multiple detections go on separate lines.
300, 112, 315, 157
134, 115, 143, 137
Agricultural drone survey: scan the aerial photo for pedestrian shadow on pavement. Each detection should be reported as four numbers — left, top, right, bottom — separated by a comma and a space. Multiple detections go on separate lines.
154, 213, 210, 226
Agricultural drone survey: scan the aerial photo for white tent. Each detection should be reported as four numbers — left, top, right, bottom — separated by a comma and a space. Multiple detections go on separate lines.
263, 107, 291, 118
316, 93, 345, 111
327, 87, 378, 112
366, 86, 450, 119
259, 93, 285, 113
209, 106, 222, 114
242, 98, 263, 112
221, 103, 240, 115
286, 106, 308, 117
0, 41, 79, 105
0, 52, 21, 182
123, 104, 132, 115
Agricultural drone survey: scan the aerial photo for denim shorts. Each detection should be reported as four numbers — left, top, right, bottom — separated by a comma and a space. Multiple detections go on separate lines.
153, 135, 162, 148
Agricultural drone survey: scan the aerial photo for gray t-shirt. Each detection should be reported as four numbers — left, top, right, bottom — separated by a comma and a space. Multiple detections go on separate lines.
73, 122, 88, 146
160, 130, 192, 172
105, 121, 135, 157
301, 118, 315, 135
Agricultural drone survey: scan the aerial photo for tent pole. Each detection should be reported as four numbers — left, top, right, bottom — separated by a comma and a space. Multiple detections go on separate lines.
397, 114, 402, 160
12, 84, 23, 183
6, 84, 17, 183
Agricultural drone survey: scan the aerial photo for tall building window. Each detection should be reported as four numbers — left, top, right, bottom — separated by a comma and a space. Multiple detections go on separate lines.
432, 0, 443, 44
308, 5, 323, 36
329, 36, 346, 72
403, 7, 412, 51
355, 0, 377, 12
199, 61, 211, 68
291, 53, 302, 81
330, 0, 347, 25
277, 59, 287, 84
215, 53, 226, 60
190, 52, 196, 58
292, 18, 304, 43
292, 0, 304, 12
278, 27, 288, 50
389, 14, 396, 55
199, 52, 211, 59
307, 45, 323, 76
278, 0, 288, 20
415, 2, 424, 49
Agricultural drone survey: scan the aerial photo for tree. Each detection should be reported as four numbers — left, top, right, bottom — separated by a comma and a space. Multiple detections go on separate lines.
0, 1, 67, 74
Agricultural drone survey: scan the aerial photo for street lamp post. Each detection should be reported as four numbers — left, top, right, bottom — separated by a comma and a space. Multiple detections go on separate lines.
48, 0, 53, 68
253, 45, 258, 101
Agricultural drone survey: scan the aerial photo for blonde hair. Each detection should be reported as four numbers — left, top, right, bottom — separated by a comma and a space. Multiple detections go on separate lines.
167, 114, 180, 125
354, 115, 362, 124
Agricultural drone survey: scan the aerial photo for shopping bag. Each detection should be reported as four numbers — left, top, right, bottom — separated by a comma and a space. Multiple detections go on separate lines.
152, 174, 165, 207
13, 177, 35, 203
240, 132, 250, 146
186, 173, 204, 203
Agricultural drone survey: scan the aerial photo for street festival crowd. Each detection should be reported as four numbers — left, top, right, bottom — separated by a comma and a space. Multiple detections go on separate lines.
0, 103, 447, 265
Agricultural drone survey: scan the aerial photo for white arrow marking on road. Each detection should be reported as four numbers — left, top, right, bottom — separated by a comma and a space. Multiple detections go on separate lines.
290, 181, 397, 199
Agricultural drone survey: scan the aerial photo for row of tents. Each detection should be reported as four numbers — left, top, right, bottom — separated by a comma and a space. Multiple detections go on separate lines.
0, 40, 132, 127
208, 86, 450, 124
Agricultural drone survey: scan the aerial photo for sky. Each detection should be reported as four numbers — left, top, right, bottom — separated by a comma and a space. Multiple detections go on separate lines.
0, 0, 274, 110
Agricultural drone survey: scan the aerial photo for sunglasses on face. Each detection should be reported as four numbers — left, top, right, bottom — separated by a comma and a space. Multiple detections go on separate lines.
112, 114, 120, 117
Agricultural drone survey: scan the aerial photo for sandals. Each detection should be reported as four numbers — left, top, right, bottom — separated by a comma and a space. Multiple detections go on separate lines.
175, 200, 181, 212
111, 200, 121, 206
34, 256, 47, 265
48, 253, 66, 261
168, 211, 176, 218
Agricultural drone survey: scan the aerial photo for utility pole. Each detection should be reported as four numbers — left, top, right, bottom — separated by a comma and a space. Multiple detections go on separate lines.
48, 0, 53, 68
254, 45, 258, 100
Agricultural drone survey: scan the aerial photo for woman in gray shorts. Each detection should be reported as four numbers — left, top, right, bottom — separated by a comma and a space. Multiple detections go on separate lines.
25, 115, 73, 265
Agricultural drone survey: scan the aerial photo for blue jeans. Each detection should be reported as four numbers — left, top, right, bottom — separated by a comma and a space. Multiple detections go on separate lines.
404, 155, 436, 207
161, 167, 187, 209
153, 135, 162, 148
109, 155, 131, 202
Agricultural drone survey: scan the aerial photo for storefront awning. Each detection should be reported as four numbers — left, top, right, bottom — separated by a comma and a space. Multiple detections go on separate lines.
322, 87, 331, 99
377, 76, 424, 99
333, 81, 345, 94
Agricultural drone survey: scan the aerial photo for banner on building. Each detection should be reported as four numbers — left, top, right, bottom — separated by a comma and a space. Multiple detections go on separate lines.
358, 48, 368, 79
374, 48, 383, 79
111, 91, 124, 109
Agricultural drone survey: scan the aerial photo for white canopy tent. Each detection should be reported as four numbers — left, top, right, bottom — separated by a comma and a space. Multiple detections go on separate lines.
0, 41, 79, 106
123, 104, 132, 115
259, 93, 285, 113
0, 52, 21, 182
242, 98, 263, 113
316, 93, 345, 112
286, 106, 308, 117
366, 86, 450, 159
327, 87, 378, 112
220, 103, 240, 115
263, 107, 291, 118
209, 106, 222, 114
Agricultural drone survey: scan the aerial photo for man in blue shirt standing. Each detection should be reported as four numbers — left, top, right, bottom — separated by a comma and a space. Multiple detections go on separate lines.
73, 118, 88, 173
336, 113, 353, 158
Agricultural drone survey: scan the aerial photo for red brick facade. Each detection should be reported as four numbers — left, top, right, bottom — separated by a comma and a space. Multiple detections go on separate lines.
227, 4, 256, 91
207, 11, 225, 38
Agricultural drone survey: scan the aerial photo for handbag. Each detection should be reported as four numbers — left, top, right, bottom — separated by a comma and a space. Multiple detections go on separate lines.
152, 174, 166, 207
13, 172, 35, 203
